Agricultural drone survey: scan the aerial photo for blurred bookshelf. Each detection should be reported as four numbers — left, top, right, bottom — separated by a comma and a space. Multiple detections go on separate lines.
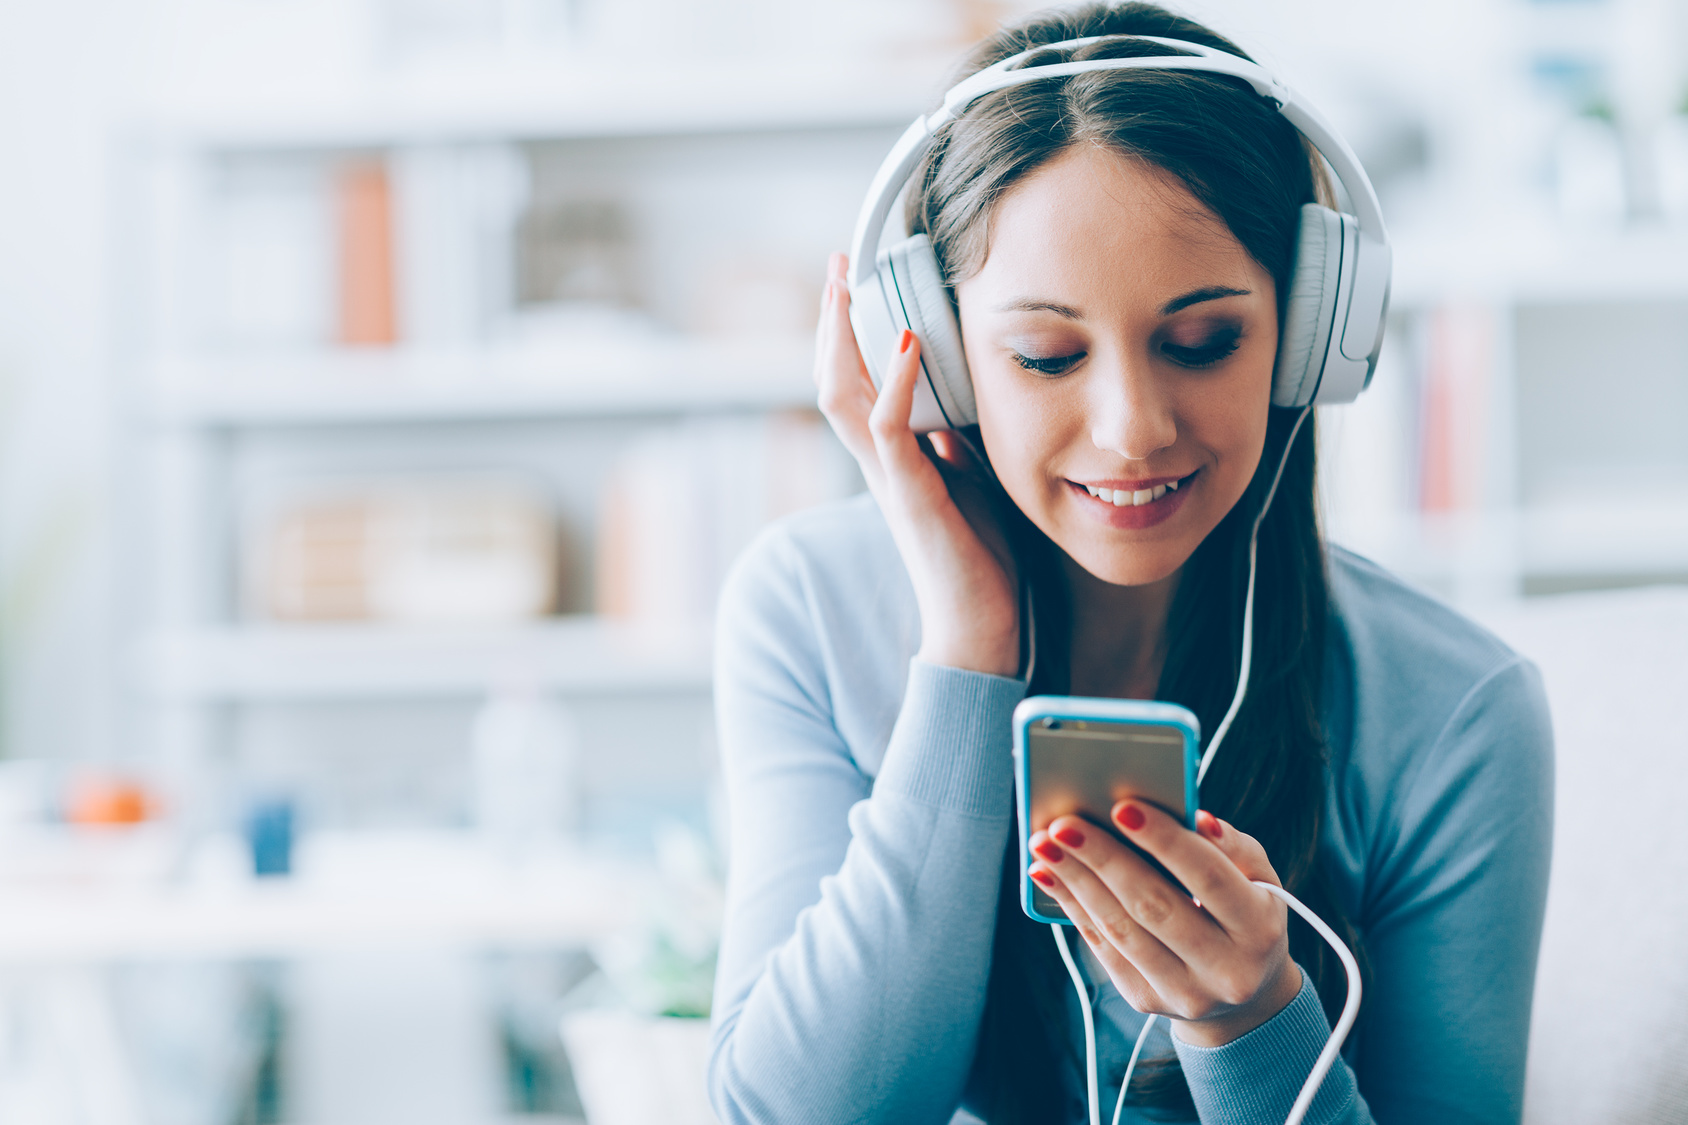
141, 618, 714, 702
139, 59, 955, 150
0, 829, 650, 962
1336, 219, 1688, 604
149, 337, 816, 427
117, 10, 912, 872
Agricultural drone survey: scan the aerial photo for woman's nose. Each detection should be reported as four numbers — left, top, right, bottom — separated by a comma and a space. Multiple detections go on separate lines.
1087, 360, 1176, 461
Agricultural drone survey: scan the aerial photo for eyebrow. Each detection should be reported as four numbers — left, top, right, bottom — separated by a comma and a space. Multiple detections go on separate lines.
1160, 286, 1251, 315
995, 286, 1252, 319
995, 298, 1083, 318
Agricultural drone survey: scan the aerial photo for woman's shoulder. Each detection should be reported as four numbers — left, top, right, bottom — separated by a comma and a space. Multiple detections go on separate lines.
720, 491, 910, 626
1323, 545, 1553, 792
1322, 548, 1555, 940
716, 492, 918, 770
1326, 545, 1519, 685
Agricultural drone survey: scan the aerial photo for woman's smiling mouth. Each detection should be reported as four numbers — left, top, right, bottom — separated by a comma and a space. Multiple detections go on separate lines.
1067, 470, 1198, 529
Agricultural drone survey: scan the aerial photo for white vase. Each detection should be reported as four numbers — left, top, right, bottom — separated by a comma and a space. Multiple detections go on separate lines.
1555, 115, 1627, 226
1656, 115, 1688, 224
558, 1010, 716, 1125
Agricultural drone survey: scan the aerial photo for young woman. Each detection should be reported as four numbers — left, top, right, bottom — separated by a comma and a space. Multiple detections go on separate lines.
706, 5, 1553, 1123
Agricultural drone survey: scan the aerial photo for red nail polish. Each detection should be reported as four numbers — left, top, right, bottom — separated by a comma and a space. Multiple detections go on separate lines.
1117, 804, 1146, 832
898, 329, 914, 353
1052, 824, 1085, 849
1032, 839, 1064, 864
1199, 811, 1223, 840
1029, 867, 1056, 888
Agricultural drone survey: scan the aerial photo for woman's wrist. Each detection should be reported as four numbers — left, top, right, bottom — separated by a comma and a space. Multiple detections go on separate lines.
1172, 959, 1303, 1049
915, 631, 1020, 679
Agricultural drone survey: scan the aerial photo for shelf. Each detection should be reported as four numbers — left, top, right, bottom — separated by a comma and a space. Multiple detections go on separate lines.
1331, 500, 1688, 587
149, 337, 817, 428
138, 59, 947, 150
0, 828, 652, 962
1392, 221, 1688, 306
139, 618, 714, 702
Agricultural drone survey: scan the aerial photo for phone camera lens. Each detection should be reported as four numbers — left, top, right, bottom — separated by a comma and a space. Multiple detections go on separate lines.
1041, 718, 1061, 729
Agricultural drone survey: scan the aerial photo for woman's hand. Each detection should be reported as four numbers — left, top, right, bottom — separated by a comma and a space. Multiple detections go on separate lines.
1028, 804, 1302, 1047
814, 253, 1020, 678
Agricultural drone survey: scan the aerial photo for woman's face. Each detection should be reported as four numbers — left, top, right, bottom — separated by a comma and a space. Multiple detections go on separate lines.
955, 144, 1278, 588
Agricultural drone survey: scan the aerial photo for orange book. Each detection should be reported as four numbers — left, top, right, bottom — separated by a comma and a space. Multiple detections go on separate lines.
1419, 304, 1493, 514
337, 160, 398, 346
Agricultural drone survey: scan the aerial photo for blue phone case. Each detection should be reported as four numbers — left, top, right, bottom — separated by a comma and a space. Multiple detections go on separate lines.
1012, 695, 1202, 926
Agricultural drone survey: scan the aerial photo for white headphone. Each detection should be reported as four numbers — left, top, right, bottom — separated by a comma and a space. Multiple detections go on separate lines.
847, 35, 1393, 432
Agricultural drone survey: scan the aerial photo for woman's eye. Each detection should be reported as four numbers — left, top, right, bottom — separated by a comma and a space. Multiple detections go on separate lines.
1161, 334, 1240, 369
1012, 351, 1084, 376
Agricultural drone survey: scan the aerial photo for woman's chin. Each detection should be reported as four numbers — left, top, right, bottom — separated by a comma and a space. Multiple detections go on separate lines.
1058, 540, 1190, 589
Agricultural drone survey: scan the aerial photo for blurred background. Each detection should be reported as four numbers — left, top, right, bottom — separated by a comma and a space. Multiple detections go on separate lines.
0, 0, 1685, 1123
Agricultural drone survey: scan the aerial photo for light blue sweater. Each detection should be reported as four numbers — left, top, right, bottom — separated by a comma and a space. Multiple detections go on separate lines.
707, 493, 1553, 1125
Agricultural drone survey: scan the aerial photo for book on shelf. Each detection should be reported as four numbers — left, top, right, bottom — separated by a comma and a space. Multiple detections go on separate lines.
1416, 303, 1496, 516
251, 479, 560, 624
206, 145, 526, 356
336, 160, 399, 347
595, 411, 858, 624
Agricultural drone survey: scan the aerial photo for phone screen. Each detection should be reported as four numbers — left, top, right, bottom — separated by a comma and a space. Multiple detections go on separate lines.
1024, 718, 1192, 920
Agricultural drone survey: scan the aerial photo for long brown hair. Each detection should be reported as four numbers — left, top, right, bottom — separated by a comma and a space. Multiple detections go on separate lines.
908, 4, 1367, 1118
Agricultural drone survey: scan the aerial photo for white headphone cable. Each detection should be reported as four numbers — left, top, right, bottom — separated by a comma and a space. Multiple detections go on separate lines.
1198, 404, 1311, 786
1114, 1011, 1157, 1125
1052, 923, 1102, 1125
1048, 405, 1360, 1125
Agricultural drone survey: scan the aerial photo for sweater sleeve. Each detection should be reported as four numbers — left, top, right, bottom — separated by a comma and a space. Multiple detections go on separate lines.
1172, 657, 1553, 1125
706, 529, 1027, 1125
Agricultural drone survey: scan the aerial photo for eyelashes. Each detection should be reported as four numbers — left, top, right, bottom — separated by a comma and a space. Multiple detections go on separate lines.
1160, 332, 1241, 368
1012, 352, 1084, 376
1009, 330, 1243, 377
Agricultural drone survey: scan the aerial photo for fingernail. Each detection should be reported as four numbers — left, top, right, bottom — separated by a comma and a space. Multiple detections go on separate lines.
1198, 811, 1223, 840
1032, 839, 1064, 864
1029, 867, 1056, 888
898, 329, 915, 353
1116, 804, 1146, 832
1052, 824, 1085, 849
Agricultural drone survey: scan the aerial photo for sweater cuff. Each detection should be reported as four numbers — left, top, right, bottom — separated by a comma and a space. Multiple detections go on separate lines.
872, 658, 1026, 819
1173, 966, 1358, 1125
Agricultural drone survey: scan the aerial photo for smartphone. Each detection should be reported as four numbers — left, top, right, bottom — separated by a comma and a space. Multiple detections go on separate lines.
1012, 695, 1201, 925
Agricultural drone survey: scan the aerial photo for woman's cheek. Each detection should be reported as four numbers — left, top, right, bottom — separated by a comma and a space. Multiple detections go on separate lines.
976, 364, 1073, 493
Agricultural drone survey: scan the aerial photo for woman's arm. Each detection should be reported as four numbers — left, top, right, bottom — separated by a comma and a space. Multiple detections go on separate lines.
1346, 656, 1555, 1123
707, 528, 1026, 1125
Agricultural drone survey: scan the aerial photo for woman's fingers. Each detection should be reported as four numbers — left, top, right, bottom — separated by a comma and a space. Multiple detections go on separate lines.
1194, 810, 1279, 886
814, 258, 884, 481
1028, 858, 1159, 1012
1043, 818, 1229, 962
1031, 826, 1198, 1003
866, 329, 932, 478
1105, 802, 1278, 941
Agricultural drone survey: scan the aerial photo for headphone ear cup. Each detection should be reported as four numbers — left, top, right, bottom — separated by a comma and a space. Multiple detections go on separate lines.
884, 234, 977, 429
1273, 203, 1350, 408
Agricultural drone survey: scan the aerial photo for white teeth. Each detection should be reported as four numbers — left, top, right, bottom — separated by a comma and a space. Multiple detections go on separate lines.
1082, 480, 1184, 505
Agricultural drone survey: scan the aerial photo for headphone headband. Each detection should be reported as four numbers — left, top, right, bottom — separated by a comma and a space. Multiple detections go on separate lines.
848, 35, 1388, 287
